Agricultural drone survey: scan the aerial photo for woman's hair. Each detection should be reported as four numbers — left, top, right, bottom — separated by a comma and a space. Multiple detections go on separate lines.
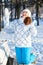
24, 17, 32, 25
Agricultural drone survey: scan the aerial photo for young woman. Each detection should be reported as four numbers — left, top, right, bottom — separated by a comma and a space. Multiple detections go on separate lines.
15, 9, 37, 65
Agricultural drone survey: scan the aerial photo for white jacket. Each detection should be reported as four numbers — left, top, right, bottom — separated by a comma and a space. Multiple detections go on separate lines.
15, 19, 37, 47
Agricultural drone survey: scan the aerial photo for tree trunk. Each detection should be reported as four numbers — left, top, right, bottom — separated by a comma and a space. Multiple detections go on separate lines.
23, 3, 25, 9
0, 3, 2, 31
15, 3, 21, 19
36, 2, 39, 26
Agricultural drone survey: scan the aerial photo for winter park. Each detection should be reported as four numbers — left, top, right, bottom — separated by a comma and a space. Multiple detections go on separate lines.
0, 0, 43, 65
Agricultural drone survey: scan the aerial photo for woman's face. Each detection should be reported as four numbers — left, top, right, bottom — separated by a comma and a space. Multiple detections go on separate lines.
21, 11, 29, 18
20, 10, 32, 25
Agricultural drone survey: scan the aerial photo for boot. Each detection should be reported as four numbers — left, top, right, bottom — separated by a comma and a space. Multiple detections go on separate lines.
7, 57, 14, 65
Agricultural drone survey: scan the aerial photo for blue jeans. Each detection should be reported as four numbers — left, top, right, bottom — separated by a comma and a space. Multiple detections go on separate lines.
15, 47, 36, 64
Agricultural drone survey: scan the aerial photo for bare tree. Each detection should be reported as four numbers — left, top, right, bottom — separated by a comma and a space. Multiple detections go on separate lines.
15, 0, 21, 19
0, 3, 2, 31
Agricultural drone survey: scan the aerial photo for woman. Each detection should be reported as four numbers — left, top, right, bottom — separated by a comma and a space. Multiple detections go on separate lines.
15, 9, 37, 65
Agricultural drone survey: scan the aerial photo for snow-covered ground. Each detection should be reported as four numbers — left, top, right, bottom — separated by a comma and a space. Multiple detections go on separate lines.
0, 19, 43, 65
32, 19, 43, 65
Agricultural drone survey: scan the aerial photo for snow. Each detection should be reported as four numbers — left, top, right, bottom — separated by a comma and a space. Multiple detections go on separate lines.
0, 19, 43, 65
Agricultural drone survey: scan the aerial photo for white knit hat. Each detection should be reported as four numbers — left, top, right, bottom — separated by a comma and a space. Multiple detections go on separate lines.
20, 9, 31, 18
